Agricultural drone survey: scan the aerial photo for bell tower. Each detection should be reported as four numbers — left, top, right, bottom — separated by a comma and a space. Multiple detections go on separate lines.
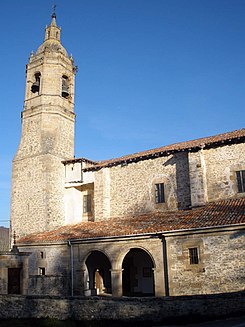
11, 13, 76, 240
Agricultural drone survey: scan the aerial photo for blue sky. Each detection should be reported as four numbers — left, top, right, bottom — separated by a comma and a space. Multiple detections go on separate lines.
0, 0, 244, 227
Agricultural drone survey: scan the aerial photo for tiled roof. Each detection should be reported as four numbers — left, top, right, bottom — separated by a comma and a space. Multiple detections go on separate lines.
64, 128, 245, 171
18, 197, 245, 244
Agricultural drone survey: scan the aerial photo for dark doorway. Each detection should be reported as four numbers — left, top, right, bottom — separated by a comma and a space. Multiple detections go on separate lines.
8, 268, 21, 294
122, 248, 155, 297
85, 251, 112, 295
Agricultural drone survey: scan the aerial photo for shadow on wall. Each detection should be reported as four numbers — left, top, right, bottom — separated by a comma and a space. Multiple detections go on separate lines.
229, 231, 245, 285
0, 291, 245, 323
163, 152, 191, 210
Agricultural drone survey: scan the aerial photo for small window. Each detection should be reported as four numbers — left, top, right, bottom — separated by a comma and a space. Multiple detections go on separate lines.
39, 267, 45, 275
155, 183, 165, 203
83, 194, 92, 213
40, 251, 44, 259
236, 170, 245, 193
189, 248, 199, 265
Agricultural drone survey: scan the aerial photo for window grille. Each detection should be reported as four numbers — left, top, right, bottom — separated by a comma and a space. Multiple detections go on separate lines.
236, 170, 245, 193
155, 183, 165, 203
189, 248, 199, 265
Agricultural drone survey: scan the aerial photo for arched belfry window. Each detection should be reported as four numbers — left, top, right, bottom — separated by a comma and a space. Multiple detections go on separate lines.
62, 75, 69, 99
31, 72, 41, 94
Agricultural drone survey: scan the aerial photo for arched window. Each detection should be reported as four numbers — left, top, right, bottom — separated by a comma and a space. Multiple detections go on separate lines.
61, 75, 69, 98
31, 72, 41, 94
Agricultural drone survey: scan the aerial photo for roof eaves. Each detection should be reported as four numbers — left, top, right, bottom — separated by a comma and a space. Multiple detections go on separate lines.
83, 134, 245, 172
62, 157, 98, 165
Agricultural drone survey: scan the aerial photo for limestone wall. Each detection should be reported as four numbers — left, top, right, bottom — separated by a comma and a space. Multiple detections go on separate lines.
22, 244, 70, 295
204, 143, 245, 202
167, 229, 245, 296
0, 292, 244, 323
91, 142, 245, 219
17, 228, 245, 298
11, 153, 67, 238
93, 152, 192, 220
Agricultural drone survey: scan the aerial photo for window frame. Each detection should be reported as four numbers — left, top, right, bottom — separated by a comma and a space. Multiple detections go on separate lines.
236, 170, 245, 193
155, 183, 165, 204
188, 247, 199, 265
83, 194, 92, 213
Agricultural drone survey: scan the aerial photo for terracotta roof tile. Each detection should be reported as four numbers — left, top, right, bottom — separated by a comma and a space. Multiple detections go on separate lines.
18, 197, 245, 244
79, 128, 245, 171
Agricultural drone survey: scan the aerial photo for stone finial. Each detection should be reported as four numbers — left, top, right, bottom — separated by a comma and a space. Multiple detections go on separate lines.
13, 230, 16, 245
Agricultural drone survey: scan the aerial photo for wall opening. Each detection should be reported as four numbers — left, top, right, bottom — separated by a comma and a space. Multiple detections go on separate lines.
62, 75, 69, 98
85, 251, 112, 295
122, 248, 155, 296
8, 268, 21, 294
31, 72, 41, 94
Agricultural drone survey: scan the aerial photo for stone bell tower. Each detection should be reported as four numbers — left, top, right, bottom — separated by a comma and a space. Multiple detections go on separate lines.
10, 13, 76, 240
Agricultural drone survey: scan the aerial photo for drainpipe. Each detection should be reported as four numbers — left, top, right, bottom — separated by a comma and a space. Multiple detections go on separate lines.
67, 240, 74, 296
161, 236, 170, 296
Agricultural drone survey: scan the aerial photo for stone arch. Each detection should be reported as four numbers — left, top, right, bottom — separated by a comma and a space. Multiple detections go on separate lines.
121, 247, 155, 297
113, 245, 156, 270
84, 250, 112, 295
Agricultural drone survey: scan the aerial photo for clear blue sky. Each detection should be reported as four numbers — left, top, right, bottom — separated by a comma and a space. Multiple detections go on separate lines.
0, 0, 244, 227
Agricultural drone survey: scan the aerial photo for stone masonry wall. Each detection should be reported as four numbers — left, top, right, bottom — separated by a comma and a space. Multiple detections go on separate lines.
94, 152, 192, 220
92, 142, 245, 219
167, 229, 245, 296
11, 153, 68, 238
204, 143, 245, 202
0, 292, 244, 323
22, 244, 69, 295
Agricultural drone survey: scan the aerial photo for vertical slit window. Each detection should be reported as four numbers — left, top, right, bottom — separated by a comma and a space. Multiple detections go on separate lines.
236, 170, 245, 193
155, 183, 165, 203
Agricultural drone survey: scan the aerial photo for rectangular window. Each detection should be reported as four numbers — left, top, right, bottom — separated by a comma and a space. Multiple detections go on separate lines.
83, 194, 92, 213
39, 267, 45, 275
155, 183, 165, 203
189, 248, 199, 265
40, 251, 44, 259
236, 170, 245, 193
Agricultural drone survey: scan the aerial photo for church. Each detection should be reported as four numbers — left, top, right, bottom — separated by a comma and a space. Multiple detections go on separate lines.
0, 13, 244, 297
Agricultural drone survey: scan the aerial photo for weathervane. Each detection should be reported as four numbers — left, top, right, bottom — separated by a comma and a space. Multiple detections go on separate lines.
52, 1, 57, 18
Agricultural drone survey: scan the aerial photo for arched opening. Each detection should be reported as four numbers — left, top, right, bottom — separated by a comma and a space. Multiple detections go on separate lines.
85, 251, 112, 295
122, 248, 155, 297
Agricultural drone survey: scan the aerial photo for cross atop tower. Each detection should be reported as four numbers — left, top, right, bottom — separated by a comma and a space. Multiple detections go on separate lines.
52, 2, 57, 18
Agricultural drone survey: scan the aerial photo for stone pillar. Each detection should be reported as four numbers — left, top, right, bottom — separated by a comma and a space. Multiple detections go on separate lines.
22, 256, 29, 295
110, 269, 123, 297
